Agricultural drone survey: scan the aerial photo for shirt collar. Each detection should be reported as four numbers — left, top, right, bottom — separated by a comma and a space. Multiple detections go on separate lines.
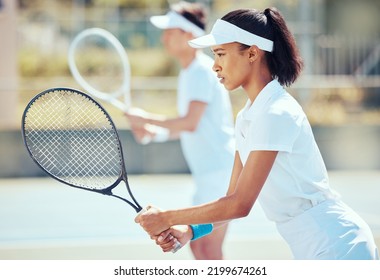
242, 80, 284, 120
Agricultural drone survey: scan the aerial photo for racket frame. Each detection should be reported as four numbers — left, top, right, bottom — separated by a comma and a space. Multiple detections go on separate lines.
21, 87, 142, 212
68, 28, 163, 145
68, 28, 131, 112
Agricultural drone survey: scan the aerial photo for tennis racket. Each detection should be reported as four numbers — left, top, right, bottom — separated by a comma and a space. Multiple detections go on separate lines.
21, 87, 181, 253
68, 27, 166, 144
68, 27, 131, 112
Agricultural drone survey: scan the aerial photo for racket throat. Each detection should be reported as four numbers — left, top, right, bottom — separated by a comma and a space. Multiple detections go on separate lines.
101, 188, 142, 212
112, 193, 142, 212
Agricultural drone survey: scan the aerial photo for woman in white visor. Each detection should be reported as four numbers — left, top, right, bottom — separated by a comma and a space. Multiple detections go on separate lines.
135, 7, 379, 260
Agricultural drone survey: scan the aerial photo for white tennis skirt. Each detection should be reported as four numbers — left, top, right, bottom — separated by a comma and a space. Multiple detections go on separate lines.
276, 199, 379, 260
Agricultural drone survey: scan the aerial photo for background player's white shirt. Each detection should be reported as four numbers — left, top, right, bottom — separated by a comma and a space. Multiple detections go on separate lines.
235, 80, 340, 223
177, 51, 235, 176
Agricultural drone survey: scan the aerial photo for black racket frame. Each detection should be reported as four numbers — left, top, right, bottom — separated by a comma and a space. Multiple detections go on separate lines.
21, 87, 143, 212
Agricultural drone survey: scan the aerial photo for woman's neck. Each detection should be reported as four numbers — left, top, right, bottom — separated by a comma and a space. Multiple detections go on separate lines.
244, 66, 272, 103
178, 49, 198, 69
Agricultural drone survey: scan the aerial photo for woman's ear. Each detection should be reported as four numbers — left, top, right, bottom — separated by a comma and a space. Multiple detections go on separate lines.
248, 45, 260, 63
184, 31, 195, 41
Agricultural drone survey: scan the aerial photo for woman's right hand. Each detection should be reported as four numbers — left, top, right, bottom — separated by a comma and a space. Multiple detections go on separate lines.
155, 225, 193, 252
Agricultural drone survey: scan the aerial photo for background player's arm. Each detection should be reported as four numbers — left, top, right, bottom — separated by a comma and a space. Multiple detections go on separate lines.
126, 101, 207, 136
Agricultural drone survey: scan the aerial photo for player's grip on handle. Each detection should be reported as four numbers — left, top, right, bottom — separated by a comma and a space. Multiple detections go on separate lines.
138, 207, 182, 253
124, 107, 170, 145
140, 125, 170, 145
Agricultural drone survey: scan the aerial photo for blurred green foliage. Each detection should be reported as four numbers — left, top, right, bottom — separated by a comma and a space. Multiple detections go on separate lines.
18, 47, 179, 77
15, 0, 380, 125
18, 0, 169, 9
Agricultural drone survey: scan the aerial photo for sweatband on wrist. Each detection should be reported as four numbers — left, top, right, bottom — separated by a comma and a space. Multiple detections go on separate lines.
152, 126, 170, 142
144, 124, 170, 143
190, 224, 213, 241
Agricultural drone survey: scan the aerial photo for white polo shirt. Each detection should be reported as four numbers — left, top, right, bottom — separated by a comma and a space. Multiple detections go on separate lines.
177, 52, 235, 176
235, 80, 339, 223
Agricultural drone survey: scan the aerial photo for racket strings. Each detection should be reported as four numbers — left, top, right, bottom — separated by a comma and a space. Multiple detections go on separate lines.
24, 89, 124, 190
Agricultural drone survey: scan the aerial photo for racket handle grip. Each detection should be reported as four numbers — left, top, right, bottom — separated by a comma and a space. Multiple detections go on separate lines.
171, 239, 182, 253
140, 135, 152, 145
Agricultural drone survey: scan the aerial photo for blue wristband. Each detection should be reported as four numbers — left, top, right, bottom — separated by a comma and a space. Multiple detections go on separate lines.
190, 224, 213, 241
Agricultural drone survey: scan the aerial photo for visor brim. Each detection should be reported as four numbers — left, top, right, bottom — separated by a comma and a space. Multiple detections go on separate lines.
150, 15, 170, 29
188, 34, 232, 49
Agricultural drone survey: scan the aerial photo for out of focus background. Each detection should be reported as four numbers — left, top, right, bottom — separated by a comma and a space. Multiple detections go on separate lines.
1, 0, 380, 174
0, 0, 379, 260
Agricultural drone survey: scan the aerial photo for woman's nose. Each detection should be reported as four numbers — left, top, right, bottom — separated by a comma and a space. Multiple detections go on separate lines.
212, 61, 220, 73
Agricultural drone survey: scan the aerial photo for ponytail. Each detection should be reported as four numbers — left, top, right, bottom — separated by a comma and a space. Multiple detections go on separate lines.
221, 8, 303, 87
264, 8, 303, 87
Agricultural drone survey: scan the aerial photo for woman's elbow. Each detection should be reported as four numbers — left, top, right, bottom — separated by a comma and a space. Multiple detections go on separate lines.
231, 204, 251, 219
186, 122, 198, 132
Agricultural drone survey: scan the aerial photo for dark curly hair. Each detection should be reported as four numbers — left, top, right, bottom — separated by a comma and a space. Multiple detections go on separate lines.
171, 1, 207, 31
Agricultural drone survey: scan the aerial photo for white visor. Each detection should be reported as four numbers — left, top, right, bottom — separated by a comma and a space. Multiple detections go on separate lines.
150, 11, 205, 37
189, 19, 274, 52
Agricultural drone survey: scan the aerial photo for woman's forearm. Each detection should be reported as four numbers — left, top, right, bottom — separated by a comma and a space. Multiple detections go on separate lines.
163, 194, 247, 227
162, 151, 277, 228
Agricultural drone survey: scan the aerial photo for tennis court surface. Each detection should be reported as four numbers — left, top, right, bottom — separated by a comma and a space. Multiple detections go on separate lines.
0, 171, 379, 260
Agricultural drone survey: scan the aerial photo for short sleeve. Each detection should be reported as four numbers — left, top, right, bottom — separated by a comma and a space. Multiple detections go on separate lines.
183, 66, 214, 103
248, 112, 302, 153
